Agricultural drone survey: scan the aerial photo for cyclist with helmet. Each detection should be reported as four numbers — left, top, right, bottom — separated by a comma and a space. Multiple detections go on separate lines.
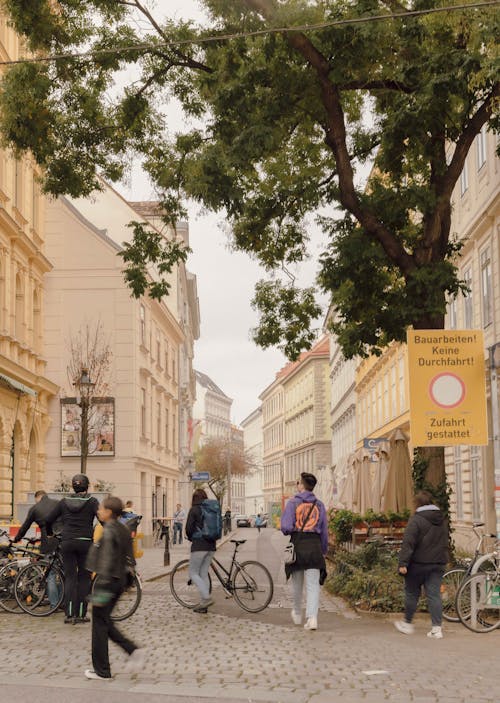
46, 474, 99, 624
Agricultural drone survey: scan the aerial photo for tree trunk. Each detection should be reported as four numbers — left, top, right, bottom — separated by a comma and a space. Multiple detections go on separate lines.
419, 446, 446, 488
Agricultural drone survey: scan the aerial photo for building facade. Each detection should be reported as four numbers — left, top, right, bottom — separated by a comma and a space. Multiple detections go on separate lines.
282, 337, 332, 505
444, 125, 500, 544
240, 407, 264, 516
260, 374, 285, 513
0, 13, 58, 520
193, 370, 232, 442
43, 185, 188, 539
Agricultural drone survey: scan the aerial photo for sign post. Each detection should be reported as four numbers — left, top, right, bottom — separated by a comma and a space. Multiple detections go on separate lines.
407, 330, 487, 446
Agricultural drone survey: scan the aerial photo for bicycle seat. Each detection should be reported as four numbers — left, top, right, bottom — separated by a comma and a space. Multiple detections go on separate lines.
230, 539, 246, 545
472, 522, 485, 528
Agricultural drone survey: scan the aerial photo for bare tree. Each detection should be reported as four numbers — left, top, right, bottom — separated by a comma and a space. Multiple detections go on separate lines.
65, 322, 112, 474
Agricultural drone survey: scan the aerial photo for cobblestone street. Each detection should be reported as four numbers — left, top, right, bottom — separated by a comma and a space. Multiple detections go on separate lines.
1, 529, 499, 703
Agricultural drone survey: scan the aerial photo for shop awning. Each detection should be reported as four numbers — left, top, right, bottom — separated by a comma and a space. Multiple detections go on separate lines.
0, 373, 37, 396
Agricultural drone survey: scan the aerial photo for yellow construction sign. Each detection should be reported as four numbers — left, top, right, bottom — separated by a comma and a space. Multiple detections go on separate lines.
407, 330, 488, 446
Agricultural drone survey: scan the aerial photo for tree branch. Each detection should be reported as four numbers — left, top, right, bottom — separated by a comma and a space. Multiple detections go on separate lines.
340, 79, 415, 93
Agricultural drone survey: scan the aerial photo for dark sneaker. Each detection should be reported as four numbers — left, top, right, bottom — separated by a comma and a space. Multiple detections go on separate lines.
64, 616, 75, 624
75, 616, 91, 623
192, 604, 208, 613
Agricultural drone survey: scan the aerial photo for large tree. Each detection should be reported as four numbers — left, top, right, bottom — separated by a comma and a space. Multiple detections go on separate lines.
194, 437, 257, 506
0, 0, 498, 486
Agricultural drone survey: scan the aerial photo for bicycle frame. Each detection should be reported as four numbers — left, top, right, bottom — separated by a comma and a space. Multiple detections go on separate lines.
209, 543, 242, 593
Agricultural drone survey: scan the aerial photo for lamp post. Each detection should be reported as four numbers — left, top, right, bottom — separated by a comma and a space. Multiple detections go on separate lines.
489, 343, 500, 538
74, 367, 95, 474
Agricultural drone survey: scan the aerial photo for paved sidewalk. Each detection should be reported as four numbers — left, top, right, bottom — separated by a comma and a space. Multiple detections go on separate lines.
1, 528, 498, 703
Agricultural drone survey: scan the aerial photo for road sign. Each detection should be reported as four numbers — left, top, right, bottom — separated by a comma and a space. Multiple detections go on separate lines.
407, 329, 487, 446
190, 471, 210, 481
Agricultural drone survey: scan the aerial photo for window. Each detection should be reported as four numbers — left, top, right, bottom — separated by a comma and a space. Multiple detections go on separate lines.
164, 343, 169, 375
460, 160, 468, 196
156, 402, 161, 445
165, 409, 170, 449
398, 356, 405, 412
172, 349, 176, 380
156, 330, 161, 364
476, 125, 487, 171
172, 412, 176, 452
471, 446, 482, 521
480, 248, 492, 327
448, 297, 457, 329
140, 305, 146, 345
454, 446, 463, 520
140, 388, 146, 436
463, 268, 473, 328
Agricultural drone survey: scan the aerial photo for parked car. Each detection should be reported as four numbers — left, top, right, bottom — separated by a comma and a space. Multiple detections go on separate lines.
236, 515, 252, 528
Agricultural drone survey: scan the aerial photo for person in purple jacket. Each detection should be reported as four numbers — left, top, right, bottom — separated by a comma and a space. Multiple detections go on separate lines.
280, 472, 328, 631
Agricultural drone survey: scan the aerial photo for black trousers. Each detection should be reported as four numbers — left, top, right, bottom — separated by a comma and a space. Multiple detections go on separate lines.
91, 579, 137, 677
61, 538, 92, 618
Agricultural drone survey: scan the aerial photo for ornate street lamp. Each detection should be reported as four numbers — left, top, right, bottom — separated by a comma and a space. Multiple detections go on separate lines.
74, 367, 95, 474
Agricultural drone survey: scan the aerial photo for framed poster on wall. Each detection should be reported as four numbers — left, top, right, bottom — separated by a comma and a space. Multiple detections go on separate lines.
61, 397, 115, 457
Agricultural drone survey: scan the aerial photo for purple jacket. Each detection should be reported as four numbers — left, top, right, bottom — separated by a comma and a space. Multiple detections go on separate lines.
280, 491, 329, 555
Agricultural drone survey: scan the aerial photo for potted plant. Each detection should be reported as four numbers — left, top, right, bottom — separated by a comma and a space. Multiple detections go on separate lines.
387, 508, 410, 527
363, 509, 389, 527
329, 509, 363, 543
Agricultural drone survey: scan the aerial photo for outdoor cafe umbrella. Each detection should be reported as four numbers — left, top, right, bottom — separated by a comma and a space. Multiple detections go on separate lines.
337, 452, 356, 509
382, 428, 413, 513
352, 447, 373, 515
371, 443, 390, 512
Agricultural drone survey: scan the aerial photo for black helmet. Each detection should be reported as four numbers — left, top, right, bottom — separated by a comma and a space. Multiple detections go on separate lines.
72, 474, 90, 493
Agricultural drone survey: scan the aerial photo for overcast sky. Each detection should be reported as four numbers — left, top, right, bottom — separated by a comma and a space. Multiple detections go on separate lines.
114, 0, 334, 424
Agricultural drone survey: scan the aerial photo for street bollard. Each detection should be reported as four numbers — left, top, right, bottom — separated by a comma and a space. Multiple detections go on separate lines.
162, 524, 170, 566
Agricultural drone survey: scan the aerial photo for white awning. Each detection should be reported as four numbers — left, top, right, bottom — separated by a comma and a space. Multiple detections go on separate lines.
0, 373, 37, 396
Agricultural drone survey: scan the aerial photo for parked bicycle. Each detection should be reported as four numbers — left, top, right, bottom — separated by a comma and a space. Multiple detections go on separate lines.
441, 522, 498, 623
170, 538, 273, 613
0, 530, 41, 613
454, 539, 500, 633
14, 535, 65, 616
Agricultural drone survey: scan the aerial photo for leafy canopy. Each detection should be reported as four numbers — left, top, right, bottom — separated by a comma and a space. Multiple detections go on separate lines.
1, 0, 498, 358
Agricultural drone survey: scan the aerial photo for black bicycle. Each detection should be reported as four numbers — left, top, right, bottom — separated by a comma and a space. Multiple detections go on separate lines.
169, 539, 273, 613
0, 530, 42, 614
14, 536, 65, 616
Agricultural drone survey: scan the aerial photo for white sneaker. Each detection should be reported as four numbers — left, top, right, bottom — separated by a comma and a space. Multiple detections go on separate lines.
394, 620, 414, 635
304, 617, 317, 630
427, 626, 443, 639
84, 669, 112, 680
291, 610, 302, 625
125, 648, 146, 673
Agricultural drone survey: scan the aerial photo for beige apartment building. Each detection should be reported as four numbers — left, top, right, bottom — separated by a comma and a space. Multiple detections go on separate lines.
0, 14, 58, 520
261, 337, 331, 512
43, 184, 195, 539
445, 126, 500, 543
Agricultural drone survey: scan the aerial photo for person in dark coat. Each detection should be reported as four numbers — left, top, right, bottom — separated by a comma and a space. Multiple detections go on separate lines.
280, 472, 328, 631
13, 490, 63, 608
394, 490, 448, 639
84, 496, 143, 680
185, 488, 216, 614
45, 473, 99, 623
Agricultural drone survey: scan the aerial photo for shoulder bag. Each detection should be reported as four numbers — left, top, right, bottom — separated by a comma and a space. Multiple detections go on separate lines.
284, 500, 317, 565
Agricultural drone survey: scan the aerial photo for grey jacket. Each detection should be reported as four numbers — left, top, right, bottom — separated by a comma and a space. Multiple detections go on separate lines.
86, 519, 135, 588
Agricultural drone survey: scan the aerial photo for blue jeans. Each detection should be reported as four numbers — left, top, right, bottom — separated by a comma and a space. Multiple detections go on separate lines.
189, 550, 214, 600
173, 522, 183, 544
404, 564, 444, 626
47, 566, 62, 608
292, 569, 320, 619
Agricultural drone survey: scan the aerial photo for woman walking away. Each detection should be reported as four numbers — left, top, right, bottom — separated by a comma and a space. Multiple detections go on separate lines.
84, 496, 144, 680
185, 488, 218, 613
394, 490, 448, 639
281, 472, 329, 631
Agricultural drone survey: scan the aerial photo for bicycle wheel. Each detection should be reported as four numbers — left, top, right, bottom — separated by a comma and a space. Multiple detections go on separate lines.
110, 573, 142, 621
15, 563, 65, 616
232, 560, 273, 613
169, 559, 212, 609
456, 573, 500, 633
441, 567, 466, 622
0, 562, 22, 613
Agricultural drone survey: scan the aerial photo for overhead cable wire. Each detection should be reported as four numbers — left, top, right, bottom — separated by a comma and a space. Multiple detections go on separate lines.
0, 0, 498, 67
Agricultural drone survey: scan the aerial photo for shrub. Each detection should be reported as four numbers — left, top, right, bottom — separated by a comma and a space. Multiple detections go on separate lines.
325, 542, 424, 613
